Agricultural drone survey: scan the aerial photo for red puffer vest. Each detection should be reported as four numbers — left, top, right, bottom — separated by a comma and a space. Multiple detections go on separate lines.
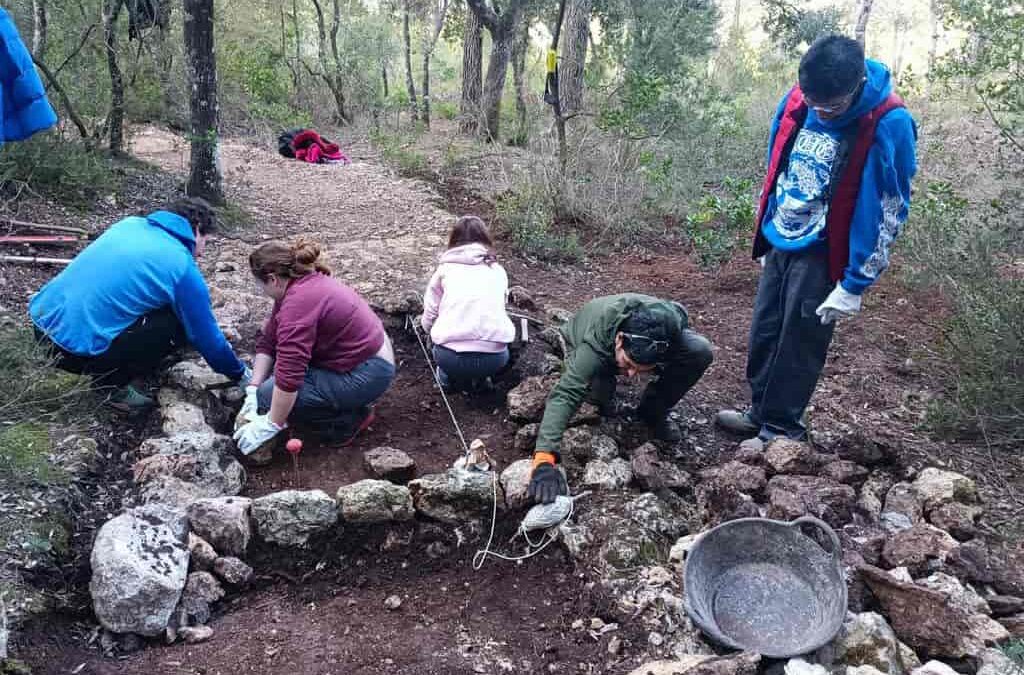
752, 86, 905, 282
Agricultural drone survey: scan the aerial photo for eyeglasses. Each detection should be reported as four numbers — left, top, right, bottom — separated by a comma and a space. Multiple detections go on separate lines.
805, 79, 865, 114
622, 333, 670, 357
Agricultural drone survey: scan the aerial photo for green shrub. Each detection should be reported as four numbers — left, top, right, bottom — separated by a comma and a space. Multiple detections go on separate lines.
682, 177, 756, 267
496, 185, 582, 262
0, 133, 119, 205
370, 130, 430, 177
0, 324, 90, 428
434, 101, 458, 120
901, 181, 1024, 446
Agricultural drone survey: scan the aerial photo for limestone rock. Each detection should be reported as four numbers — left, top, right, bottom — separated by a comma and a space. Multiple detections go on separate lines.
859, 564, 1010, 659
545, 307, 573, 325
911, 468, 977, 512
212, 556, 253, 586
917, 572, 991, 615
582, 458, 633, 490
909, 662, 958, 675
251, 490, 339, 546
882, 484, 924, 526
926, 502, 980, 541
180, 625, 214, 644
977, 649, 1017, 675
999, 614, 1024, 638
408, 469, 502, 524
166, 360, 230, 392
363, 447, 416, 484
507, 375, 556, 422
625, 493, 688, 540
821, 461, 870, 486
841, 525, 889, 567
336, 480, 415, 523
669, 534, 702, 563
845, 668, 888, 675
816, 612, 919, 675
90, 509, 189, 636
858, 471, 896, 521
507, 285, 536, 310
989, 595, 1024, 618
767, 475, 856, 527
946, 539, 1024, 597
136, 432, 244, 502
831, 432, 890, 466
499, 459, 533, 510
880, 524, 958, 577
161, 401, 212, 436
563, 427, 618, 463
632, 443, 693, 492
698, 461, 766, 497
180, 571, 224, 625
784, 660, 828, 675
513, 424, 539, 453
764, 438, 827, 475
626, 653, 760, 675
138, 476, 213, 510
188, 533, 217, 572
187, 497, 252, 556
696, 478, 759, 528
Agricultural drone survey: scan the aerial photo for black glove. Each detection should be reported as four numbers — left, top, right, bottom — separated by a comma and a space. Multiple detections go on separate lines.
528, 463, 568, 504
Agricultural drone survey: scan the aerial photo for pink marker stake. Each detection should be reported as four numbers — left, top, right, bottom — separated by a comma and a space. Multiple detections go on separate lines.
286, 438, 303, 486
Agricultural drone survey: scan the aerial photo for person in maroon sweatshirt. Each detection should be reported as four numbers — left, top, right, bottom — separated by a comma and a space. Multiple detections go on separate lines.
233, 240, 395, 458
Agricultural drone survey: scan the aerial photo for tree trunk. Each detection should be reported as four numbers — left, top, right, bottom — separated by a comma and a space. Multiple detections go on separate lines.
382, 61, 389, 98
291, 0, 302, 90
103, 0, 125, 153
328, 0, 351, 124
559, 0, 591, 116
402, 1, 419, 121
854, 0, 874, 48
183, 0, 224, 204
481, 24, 515, 141
422, 52, 432, 128
459, 6, 483, 133
310, 0, 350, 124
32, 0, 47, 58
510, 20, 528, 145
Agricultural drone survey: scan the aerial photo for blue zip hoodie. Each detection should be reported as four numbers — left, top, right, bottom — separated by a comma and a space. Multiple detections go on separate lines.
0, 8, 58, 143
761, 59, 918, 295
29, 211, 245, 379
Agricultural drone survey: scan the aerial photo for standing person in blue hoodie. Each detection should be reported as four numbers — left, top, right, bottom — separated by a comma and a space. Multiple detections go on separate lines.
716, 35, 917, 445
29, 197, 251, 412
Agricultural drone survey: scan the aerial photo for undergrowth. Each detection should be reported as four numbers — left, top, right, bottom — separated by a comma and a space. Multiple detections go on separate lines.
683, 177, 757, 267
901, 180, 1024, 447
0, 133, 120, 206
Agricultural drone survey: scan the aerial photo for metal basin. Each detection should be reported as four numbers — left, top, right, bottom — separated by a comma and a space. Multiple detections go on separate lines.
683, 516, 847, 658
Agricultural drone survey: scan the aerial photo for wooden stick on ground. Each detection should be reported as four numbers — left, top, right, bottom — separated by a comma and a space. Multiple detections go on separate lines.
0, 218, 88, 236
0, 255, 73, 266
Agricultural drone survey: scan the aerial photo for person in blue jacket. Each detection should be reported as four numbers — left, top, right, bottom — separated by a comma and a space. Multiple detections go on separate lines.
716, 34, 917, 445
30, 197, 251, 412
0, 8, 58, 143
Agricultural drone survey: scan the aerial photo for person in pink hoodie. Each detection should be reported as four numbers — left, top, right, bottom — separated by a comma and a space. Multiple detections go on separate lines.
422, 216, 515, 392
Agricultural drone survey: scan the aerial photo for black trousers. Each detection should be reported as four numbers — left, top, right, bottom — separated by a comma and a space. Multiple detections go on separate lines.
587, 329, 714, 423
37, 307, 186, 386
747, 246, 836, 440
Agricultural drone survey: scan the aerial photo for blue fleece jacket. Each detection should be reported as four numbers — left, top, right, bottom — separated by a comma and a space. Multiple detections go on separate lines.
29, 211, 245, 379
761, 59, 918, 295
0, 8, 57, 143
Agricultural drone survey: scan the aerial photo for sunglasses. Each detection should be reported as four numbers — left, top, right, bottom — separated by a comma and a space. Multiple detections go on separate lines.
622, 333, 670, 357
805, 79, 865, 114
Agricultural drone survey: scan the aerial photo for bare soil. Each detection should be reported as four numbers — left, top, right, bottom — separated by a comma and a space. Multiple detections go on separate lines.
11, 123, 1024, 674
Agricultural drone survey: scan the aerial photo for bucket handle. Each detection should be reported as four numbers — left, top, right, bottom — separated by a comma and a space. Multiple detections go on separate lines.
789, 516, 842, 560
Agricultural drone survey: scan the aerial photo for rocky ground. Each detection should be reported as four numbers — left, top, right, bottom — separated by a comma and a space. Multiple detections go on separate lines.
3, 125, 1023, 675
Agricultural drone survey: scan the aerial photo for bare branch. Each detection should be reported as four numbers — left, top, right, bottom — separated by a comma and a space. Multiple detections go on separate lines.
31, 54, 89, 139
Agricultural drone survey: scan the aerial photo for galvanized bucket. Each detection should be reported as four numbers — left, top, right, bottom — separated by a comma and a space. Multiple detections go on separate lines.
683, 516, 847, 658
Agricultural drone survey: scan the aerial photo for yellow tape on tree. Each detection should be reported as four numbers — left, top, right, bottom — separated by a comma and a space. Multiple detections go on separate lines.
546, 49, 557, 73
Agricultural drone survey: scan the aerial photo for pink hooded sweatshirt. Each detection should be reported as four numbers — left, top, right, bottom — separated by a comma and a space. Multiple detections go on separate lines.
421, 243, 515, 353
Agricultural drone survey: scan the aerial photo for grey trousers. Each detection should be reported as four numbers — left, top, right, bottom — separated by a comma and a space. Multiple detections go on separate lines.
257, 357, 395, 426
747, 246, 836, 440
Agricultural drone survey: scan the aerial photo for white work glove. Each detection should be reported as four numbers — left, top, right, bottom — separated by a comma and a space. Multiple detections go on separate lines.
815, 282, 862, 325
234, 385, 259, 430
233, 414, 285, 455
237, 364, 253, 388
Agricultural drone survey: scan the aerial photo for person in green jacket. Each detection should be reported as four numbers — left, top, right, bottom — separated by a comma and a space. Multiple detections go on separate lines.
528, 294, 714, 503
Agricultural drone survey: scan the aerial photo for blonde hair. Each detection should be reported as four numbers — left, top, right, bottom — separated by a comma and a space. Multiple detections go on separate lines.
249, 239, 331, 280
